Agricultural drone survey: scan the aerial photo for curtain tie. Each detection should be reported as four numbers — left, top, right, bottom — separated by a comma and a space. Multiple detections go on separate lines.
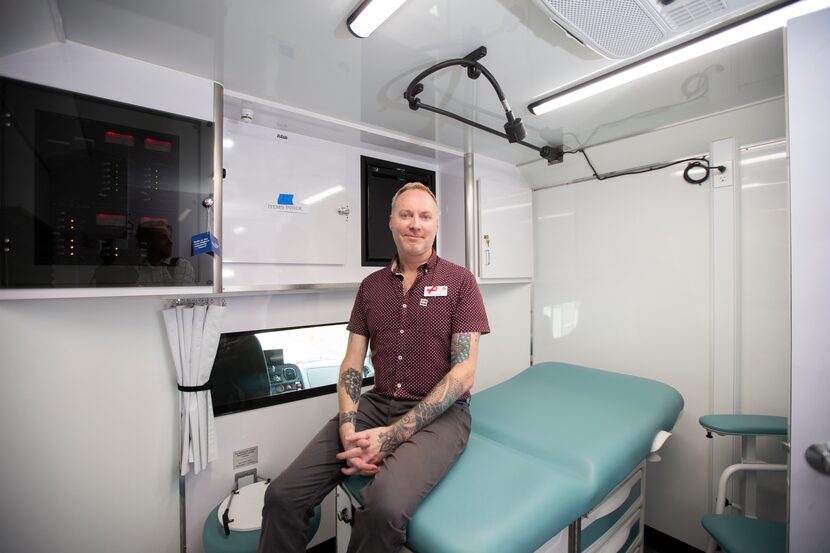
178, 382, 213, 392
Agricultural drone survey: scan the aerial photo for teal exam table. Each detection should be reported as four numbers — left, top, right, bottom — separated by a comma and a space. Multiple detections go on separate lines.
337, 362, 684, 553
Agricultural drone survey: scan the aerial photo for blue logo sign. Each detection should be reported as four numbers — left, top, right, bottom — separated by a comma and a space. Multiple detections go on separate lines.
277, 194, 294, 206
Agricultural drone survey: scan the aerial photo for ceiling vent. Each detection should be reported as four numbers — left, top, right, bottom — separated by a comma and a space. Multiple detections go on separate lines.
533, 0, 755, 59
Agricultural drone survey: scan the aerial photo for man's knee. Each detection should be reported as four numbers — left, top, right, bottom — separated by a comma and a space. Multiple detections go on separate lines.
263, 478, 303, 516
361, 479, 413, 529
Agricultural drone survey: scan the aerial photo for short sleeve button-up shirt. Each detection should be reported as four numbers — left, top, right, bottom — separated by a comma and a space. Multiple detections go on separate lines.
347, 252, 490, 401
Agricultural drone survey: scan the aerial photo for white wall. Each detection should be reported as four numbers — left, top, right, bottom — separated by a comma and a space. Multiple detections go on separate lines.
532, 102, 788, 549
738, 142, 789, 521
0, 41, 214, 122
0, 296, 180, 553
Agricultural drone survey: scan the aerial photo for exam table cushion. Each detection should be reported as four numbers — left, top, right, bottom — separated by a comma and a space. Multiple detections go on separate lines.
471, 362, 684, 505
408, 432, 591, 553
698, 414, 788, 436
701, 514, 786, 553
342, 362, 683, 553
343, 435, 590, 553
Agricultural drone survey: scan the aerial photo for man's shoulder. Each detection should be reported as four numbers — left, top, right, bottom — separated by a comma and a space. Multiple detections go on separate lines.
360, 265, 393, 286
435, 256, 476, 280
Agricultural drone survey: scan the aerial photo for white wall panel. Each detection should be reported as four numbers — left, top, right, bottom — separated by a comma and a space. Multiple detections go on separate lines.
0, 296, 179, 553
738, 141, 789, 520
0, 41, 215, 121
532, 140, 792, 546
533, 163, 712, 549
521, 98, 786, 190
474, 283, 533, 391
436, 156, 466, 267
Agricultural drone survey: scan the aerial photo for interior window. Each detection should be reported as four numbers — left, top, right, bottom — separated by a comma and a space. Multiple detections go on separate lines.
211, 322, 373, 415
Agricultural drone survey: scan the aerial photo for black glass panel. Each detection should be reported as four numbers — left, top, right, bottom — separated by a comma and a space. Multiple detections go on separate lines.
360, 156, 436, 266
0, 77, 214, 288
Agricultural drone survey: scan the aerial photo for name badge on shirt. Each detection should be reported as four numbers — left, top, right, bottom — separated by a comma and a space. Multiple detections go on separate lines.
424, 285, 448, 297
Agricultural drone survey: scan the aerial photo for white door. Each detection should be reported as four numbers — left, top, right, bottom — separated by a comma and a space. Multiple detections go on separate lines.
222, 121, 349, 265
478, 178, 533, 279
787, 8, 830, 552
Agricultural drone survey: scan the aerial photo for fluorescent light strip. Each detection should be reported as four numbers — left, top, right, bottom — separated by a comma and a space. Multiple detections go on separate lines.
529, 0, 830, 115
347, 0, 408, 38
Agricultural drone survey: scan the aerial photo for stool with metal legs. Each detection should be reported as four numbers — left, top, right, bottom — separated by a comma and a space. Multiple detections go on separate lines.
698, 415, 787, 553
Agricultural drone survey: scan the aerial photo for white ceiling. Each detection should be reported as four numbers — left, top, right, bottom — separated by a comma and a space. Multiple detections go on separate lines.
0, 0, 787, 164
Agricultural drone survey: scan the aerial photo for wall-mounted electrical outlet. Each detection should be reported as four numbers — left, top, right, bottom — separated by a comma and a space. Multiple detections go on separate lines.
713, 160, 733, 188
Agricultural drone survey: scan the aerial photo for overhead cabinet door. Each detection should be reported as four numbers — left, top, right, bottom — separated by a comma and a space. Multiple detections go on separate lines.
478, 178, 533, 279
223, 123, 348, 265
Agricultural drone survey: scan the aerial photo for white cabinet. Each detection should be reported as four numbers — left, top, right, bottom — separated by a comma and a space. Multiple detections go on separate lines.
223, 123, 350, 265
478, 178, 533, 279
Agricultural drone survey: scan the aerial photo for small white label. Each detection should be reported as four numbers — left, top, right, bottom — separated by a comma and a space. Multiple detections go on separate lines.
423, 285, 447, 297
233, 446, 258, 469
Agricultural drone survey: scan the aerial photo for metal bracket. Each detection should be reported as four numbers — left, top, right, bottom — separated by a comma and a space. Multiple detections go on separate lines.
464, 46, 487, 79
337, 506, 355, 526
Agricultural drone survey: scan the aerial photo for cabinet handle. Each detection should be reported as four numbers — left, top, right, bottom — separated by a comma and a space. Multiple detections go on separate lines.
806, 442, 830, 475
485, 250, 490, 266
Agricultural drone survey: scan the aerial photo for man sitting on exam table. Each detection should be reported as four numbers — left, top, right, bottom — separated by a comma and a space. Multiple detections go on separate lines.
259, 182, 490, 553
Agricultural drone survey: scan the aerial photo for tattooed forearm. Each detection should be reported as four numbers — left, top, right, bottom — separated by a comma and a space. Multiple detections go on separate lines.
377, 374, 464, 452
450, 332, 472, 366
377, 428, 404, 452
339, 367, 363, 404
339, 410, 357, 427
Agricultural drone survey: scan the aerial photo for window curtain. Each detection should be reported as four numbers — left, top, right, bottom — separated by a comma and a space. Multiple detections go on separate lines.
163, 302, 226, 475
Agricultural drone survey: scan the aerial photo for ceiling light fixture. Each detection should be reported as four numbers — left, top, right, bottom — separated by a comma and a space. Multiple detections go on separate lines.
347, 0, 408, 38
528, 0, 830, 116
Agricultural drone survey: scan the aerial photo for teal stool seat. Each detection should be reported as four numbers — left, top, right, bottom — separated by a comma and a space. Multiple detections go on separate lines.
203, 501, 320, 553
341, 475, 373, 506
701, 514, 785, 553
699, 414, 787, 436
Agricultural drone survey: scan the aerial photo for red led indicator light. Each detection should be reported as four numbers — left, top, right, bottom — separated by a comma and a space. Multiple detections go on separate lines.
104, 131, 135, 146
144, 137, 172, 153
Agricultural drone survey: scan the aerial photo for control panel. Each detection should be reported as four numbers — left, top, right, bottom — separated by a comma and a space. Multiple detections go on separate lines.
267, 363, 304, 394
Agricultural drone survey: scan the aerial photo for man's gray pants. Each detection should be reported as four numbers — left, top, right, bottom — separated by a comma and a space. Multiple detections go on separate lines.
258, 390, 471, 553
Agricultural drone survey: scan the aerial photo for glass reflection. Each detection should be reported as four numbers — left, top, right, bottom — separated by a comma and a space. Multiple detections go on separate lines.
211, 322, 374, 414
542, 301, 580, 339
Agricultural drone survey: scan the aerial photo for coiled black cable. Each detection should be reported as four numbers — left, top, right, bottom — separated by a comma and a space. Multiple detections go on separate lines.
572, 149, 726, 185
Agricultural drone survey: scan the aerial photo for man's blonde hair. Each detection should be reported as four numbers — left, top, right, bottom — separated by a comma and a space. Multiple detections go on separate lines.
390, 182, 438, 214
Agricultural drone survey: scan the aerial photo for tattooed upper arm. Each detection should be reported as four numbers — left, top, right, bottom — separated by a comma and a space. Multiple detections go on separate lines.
450, 332, 478, 366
